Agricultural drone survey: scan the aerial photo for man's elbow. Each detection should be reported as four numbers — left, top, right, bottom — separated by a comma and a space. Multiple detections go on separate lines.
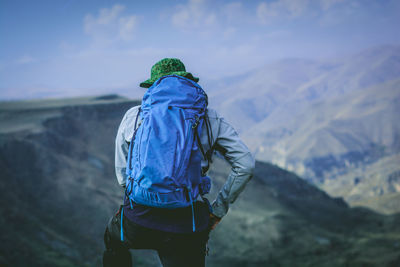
237, 153, 255, 178
244, 162, 255, 182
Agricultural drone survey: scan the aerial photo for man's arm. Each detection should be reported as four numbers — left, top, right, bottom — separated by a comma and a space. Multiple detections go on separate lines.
115, 113, 129, 187
210, 115, 255, 219
115, 106, 141, 187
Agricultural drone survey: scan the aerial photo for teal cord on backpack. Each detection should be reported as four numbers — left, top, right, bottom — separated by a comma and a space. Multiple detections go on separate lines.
125, 75, 211, 231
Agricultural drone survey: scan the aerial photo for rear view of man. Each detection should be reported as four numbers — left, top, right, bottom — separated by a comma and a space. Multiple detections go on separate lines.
103, 58, 255, 267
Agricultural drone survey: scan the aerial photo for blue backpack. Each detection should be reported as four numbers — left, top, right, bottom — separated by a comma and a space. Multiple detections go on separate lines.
122, 75, 213, 233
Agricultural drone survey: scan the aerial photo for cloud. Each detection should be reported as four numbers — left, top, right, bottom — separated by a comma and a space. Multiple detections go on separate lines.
84, 4, 138, 42
256, 0, 355, 24
318, 0, 366, 26
118, 15, 138, 41
223, 27, 236, 39
170, 0, 355, 31
320, 0, 347, 10
169, 0, 251, 38
84, 4, 124, 33
264, 30, 291, 39
222, 2, 243, 22
257, 0, 311, 24
15, 55, 36, 65
171, 0, 217, 31
256, 2, 274, 23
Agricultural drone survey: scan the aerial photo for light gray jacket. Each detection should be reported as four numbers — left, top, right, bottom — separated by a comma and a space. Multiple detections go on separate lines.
115, 106, 255, 218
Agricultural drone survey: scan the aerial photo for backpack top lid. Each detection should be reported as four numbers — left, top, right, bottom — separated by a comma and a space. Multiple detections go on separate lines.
141, 75, 208, 117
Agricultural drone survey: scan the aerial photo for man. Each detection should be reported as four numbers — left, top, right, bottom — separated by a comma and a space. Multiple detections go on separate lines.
103, 58, 255, 267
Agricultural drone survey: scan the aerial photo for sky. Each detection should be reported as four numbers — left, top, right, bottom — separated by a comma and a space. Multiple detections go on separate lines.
0, 0, 399, 100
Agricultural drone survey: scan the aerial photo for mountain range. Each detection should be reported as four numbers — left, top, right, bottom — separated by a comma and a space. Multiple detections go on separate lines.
207, 45, 400, 214
1, 96, 399, 266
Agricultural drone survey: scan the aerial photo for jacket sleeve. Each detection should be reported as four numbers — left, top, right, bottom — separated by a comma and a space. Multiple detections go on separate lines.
115, 106, 141, 187
115, 112, 129, 187
211, 116, 255, 218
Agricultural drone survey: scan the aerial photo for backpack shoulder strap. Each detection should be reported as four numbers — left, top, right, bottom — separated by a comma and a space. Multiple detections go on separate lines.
195, 111, 214, 176
128, 107, 141, 171
204, 111, 215, 163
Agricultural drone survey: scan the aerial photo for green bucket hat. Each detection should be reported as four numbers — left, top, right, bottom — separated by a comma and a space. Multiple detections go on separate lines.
140, 58, 199, 88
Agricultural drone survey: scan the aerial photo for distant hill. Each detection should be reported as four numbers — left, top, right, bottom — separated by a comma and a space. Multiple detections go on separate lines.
208, 45, 400, 214
1, 96, 400, 266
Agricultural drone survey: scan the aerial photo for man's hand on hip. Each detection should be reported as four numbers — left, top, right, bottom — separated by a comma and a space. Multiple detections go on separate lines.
209, 213, 222, 230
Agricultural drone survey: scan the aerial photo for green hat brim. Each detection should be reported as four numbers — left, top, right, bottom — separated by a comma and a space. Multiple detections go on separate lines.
140, 71, 199, 88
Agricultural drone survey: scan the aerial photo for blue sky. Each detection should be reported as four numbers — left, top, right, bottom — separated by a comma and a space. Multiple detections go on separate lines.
0, 0, 399, 100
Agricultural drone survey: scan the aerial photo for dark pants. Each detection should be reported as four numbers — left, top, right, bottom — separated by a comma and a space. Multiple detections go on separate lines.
103, 207, 210, 267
